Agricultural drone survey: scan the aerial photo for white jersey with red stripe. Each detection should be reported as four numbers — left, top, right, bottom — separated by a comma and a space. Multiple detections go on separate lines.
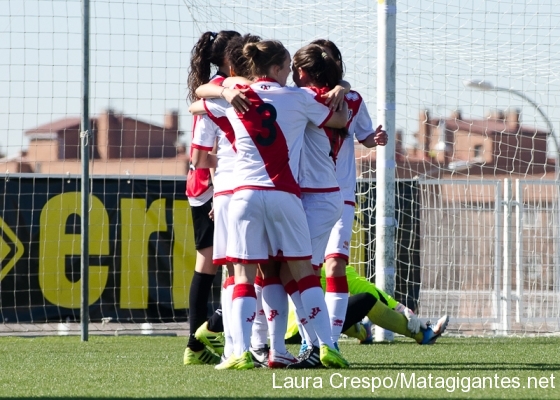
336, 90, 374, 205
185, 114, 213, 207
298, 86, 340, 193
192, 112, 237, 195
204, 78, 333, 196
185, 73, 226, 206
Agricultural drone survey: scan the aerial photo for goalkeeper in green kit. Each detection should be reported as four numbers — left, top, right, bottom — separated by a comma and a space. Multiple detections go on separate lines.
285, 265, 449, 350
193, 265, 449, 367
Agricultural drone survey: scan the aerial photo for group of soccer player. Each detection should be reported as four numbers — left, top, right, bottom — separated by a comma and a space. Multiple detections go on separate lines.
183, 30, 449, 370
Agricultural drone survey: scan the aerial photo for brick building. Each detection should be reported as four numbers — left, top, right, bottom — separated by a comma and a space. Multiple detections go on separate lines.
356, 108, 556, 180
0, 109, 188, 176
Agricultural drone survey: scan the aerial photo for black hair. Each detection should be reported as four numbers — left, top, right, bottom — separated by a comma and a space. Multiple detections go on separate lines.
224, 34, 262, 79
187, 30, 241, 102
310, 38, 345, 77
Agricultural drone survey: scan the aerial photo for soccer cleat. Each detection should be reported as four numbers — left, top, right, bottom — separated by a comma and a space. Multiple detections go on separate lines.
215, 353, 233, 369
319, 344, 349, 369
183, 347, 221, 365
419, 315, 449, 345
298, 340, 308, 358
268, 350, 298, 369
249, 344, 269, 368
214, 351, 254, 370
287, 346, 322, 369
359, 317, 374, 344
194, 321, 225, 356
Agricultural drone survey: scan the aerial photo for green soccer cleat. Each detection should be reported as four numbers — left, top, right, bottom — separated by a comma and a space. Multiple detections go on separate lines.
319, 344, 349, 369
195, 321, 225, 356
183, 347, 221, 365
214, 351, 254, 370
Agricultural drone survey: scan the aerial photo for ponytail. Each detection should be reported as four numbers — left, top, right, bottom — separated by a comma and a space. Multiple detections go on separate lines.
187, 30, 240, 102
310, 39, 345, 77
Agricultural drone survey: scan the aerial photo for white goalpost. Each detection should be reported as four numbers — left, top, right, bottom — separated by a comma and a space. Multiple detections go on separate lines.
0, 0, 559, 337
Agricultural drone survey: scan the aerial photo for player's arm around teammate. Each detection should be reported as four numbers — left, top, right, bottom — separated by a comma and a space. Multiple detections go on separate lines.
203, 40, 349, 370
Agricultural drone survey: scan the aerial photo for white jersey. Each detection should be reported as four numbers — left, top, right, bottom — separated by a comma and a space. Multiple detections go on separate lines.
336, 90, 374, 204
298, 86, 340, 193
205, 79, 333, 196
185, 74, 226, 206
191, 113, 237, 195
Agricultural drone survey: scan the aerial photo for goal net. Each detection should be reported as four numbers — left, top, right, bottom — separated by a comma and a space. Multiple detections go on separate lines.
0, 0, 559, 336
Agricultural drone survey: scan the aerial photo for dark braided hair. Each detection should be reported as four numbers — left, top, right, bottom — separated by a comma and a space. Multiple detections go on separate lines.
187, 30, 240, 103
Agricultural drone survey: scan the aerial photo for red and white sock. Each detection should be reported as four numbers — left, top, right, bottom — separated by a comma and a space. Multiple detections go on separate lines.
285, 280, 318, 347
251, 276, 268, 349
325, 276, 349, 344
231, 283, 257, 357
262, 277, 288, 354
221, 276, 235, 358
298, 275, 335, 348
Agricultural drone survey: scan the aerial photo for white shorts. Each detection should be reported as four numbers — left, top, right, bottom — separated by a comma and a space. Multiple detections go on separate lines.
212, 193, 232, 265
226, 189, 312, 263
301, 191, 343, 267
324, 202, 355, 262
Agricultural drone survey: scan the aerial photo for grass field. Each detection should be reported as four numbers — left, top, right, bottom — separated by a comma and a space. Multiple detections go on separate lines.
1, 335, 559, 399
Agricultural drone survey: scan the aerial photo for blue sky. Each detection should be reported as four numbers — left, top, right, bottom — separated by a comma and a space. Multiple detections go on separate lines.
1, 0, 559, 157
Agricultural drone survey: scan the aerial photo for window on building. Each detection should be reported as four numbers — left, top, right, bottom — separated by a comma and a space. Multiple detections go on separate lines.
473, 144, 483, 161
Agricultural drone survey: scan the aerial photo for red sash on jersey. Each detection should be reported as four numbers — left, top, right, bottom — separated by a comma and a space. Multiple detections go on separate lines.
335, 90, 364, 160
186, 167, 212, 198
186, 113, 212, 199
307, 86, 344, 164
206, 112, 237, 152
210, 74, 226, 86
237, 86, 300, 197
345, 91, 363, 128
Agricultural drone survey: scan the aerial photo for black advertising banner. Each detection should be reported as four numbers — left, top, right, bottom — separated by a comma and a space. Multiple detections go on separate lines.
0, 176, 197, 323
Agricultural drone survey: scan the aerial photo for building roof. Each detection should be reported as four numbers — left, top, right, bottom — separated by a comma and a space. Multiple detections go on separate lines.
25, 117, 82, 135
431, 117, 548, 136
25, 112, 180, 137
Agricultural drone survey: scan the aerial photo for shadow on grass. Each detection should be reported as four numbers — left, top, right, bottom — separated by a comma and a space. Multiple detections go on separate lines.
0, 398, 506, 400
351, 362, 560, 371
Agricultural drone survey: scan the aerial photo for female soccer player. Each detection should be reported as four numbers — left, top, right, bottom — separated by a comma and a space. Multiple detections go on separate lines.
202, 39, 349, 370
285, 265, 450, 345
272, 44, 349, 369
183, 30, 240, 366
194, 44, 352, 369
311, 39, 388, 349
189, 33, 265, 367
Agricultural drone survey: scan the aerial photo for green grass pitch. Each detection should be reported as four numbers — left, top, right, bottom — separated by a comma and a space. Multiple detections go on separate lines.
1, 336, 559, 399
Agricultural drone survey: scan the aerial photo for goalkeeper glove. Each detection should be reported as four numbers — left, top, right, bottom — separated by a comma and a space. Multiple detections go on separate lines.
395, 303, 427, 334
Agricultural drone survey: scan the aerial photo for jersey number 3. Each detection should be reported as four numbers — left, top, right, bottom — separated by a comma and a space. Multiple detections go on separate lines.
255, 103, 277, 146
